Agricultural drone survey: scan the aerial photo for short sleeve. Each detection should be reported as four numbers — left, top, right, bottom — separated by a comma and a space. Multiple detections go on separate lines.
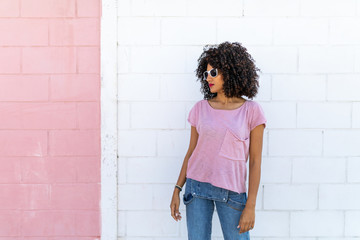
249, 102, 267, 131
187, 102, 198, 127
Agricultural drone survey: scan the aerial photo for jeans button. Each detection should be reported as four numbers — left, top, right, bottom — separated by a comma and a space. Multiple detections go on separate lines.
223, 198, 226, 201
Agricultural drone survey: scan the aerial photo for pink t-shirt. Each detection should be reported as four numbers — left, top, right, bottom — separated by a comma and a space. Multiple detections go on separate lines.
186, 99, 267, 194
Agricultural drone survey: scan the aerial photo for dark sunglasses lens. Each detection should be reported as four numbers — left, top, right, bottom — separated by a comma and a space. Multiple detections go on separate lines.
210, 69, 217, 77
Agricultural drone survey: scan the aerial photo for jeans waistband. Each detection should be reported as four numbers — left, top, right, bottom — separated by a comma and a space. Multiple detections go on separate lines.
185, 178, 232, 202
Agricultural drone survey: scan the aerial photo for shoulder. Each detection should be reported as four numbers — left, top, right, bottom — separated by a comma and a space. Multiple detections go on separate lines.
192, 99, 206, 108
246, 99, 262, 109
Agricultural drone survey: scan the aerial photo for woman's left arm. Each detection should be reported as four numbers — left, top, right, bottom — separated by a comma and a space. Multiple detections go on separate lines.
237, 123, 265, 234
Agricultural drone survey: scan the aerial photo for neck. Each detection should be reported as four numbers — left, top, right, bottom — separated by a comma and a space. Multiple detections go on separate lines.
214, 92, 242, 104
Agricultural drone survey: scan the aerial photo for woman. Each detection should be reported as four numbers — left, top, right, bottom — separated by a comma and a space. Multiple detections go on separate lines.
170, 41, 267, 240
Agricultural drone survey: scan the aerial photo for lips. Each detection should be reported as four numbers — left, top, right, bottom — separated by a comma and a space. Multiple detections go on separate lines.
209, 83, 214, 87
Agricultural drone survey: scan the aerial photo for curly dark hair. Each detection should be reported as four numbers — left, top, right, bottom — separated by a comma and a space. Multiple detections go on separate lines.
195, 41, 262, 100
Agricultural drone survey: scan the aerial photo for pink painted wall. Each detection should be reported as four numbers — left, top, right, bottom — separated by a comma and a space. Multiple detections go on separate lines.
0, 0, 101, 238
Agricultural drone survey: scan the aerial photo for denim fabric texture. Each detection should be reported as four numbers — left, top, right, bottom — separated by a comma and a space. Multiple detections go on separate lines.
183, 178, 250, 240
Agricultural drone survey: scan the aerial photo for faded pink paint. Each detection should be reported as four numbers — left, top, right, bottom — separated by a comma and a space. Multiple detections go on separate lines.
0, 0, 101, 238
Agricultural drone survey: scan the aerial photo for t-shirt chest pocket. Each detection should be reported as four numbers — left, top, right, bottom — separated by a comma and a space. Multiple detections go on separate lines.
219, 129, 249, 161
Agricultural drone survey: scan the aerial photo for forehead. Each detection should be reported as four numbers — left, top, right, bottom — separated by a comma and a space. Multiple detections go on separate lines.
206, 63, 214, 70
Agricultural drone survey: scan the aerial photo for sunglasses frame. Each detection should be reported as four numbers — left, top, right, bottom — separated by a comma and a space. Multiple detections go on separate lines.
203, 68, 218, 80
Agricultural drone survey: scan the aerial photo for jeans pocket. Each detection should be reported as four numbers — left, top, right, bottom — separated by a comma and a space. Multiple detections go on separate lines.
226, 192, 247, 211
183, 192, 195, 206
219, 129, 248, 161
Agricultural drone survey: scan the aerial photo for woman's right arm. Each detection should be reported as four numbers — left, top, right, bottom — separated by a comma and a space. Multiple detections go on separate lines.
173, 125, 199, 194
170, 125, 199, 221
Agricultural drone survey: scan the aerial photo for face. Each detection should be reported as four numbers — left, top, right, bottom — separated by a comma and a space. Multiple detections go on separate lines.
205, 63, 224, 94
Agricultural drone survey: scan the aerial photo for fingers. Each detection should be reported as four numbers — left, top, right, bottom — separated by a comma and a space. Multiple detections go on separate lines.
170, 203, 182, 221
237, 221, 254, 233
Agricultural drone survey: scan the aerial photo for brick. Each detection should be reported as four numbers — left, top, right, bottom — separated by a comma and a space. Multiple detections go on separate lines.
126, 211, 177, 236
260, 157, 291, 183
269, 130, 322, 156
330, 18, 360, 44
299, 46, 355, 73
22, 47, 76, 74
131, 0, 186, 16
117, 157, 126, 184
261, 102, 295, 128
0, 19, 47, 46
218, 18, 272, 45
118, 47, 130, 73
300, 0, 356, 16
21, 157, 49, 183
188, 0, 243, 16
291, 211, 343, 236
118, 211, 126, 236
0, 157, 21, 183
0, 102, 77, 129
324, 130, 360, 157
273, 18, 328, 45
345, 211, 360, 236
21, 184, 51, 210
118, 184, 153, 210
0, 185, 24, 209
264, 184, 317, 210
75, 211, 101, 236
0, 210, 21, 236
0, 0, 19, 17
293, 157, 346, 183
77, 0, 101, 17
250, 211, 289, 237
131, 102, 185, 129
127, 157, 182, 183
157, 130, 189, 157
319, 184, 360, 209
77, 47, 100, 73
49, 130, 100, 156
159, 74, 203, 101
52, 211, 77, 236
22, 211, 75, 236
184, 45, 206, 74
49, 19, 100, 46
297, 102, 351, 128
48, 156, 100, 183
78, 102, 100, 129
118, 17, 160, 45
272, 75, 326, 101
50, 74, 100, 101
244, 0, 300, 16
152, 184, 175, 210
21, 0, 76, 17
348, 157, 360, 182
50, 184, 100, 210
247, 46, 298, 73
118, 103, 130, 129
131, 46, 187, 73
162, 18, 216, 45
0, 47, 21, 73
353, 102, 360, 128
118, 74, 160, 101
328, 74, 360, 101
117, 130, 156, 157
0, 75, 48, 101
0, 130, 47, 157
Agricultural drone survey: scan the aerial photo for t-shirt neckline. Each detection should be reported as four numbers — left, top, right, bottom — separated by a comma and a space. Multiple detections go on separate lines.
205, 99, 248, 111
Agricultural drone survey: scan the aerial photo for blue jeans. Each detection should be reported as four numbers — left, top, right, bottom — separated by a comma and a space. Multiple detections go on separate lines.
183, 178, 250, 240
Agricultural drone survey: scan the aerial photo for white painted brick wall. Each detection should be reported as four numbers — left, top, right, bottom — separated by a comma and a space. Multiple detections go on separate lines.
111, 0, 360, 239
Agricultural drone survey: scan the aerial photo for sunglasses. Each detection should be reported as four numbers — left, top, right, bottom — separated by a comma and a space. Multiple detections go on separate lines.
203, 68, 218, 80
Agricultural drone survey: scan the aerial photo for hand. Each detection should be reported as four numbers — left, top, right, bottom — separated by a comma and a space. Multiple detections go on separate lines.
237, 206, 255, 234
170, 191, 182, 222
